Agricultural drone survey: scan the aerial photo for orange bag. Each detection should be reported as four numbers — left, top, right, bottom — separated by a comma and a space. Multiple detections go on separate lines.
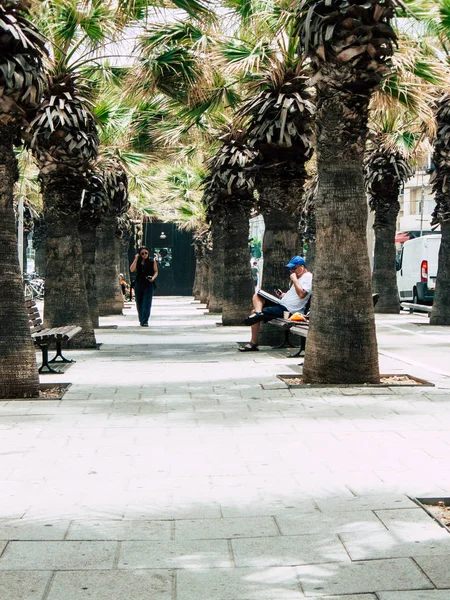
290, 312, 307, 322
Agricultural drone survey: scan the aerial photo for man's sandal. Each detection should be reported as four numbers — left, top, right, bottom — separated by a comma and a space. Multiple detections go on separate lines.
243, 312, 264, 326
238, 343, 259, 352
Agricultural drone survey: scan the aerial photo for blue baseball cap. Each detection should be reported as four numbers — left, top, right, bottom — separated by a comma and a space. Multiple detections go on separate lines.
285, 256, 306, 269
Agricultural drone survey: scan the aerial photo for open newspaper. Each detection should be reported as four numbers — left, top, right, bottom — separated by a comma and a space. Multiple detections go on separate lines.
257, 289, 282, 305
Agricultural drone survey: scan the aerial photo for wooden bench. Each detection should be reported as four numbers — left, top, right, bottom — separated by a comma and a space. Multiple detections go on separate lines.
267, 294, 379, 357
26, 299, 82, 374
268, 317, 309, 357
401, 302, 432, 315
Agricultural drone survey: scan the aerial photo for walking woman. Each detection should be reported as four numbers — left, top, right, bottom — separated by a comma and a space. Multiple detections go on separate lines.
130, 247, 158, 326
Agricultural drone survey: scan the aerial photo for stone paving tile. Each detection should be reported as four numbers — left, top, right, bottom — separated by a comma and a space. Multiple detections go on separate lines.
0, 571, 52, 600
310, 596, 376, 600
0, 541, 117, 570
46, 570, 173, 600
174, 516, 278, 540
340, 528, 450, 560
176, 566, 303, 600
275, 510, 385, 536
118, 539, 232, 569
378, 592, 450, 600
66, 519, 171, 541
374, 508, 446, 535
414, 554, 450, 587
231, 534, 350, 568
295, 558, 434, 596
0, 519, 70, 541
314, 494, 416, 513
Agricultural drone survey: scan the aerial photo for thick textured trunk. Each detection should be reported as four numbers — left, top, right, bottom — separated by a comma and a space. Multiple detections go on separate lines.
222, 202, 253, 325
208, 213, 225, 313
200, 253, 211, 303
0, 133, 39, 398
372, 204, 400, 313
258, 171, 304, 291
192, 252, 202, 299
78, 223, 99, 328
35, 245, 45, 276
262, 211, 300, 291
42, 172, 96, 349
430, 221, 450, 325
305, 239, 316, 272
303, 95, 379, 384
96, 216, 123, 316
119, 239, 130, 284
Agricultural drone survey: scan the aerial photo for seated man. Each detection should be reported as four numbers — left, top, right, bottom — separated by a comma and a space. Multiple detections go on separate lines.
239, 256, 312, 352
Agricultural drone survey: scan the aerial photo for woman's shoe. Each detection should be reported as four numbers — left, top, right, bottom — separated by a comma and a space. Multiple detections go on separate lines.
142, 323, 149, 327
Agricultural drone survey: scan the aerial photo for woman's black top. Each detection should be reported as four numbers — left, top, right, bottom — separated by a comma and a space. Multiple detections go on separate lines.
135, 259, 156, 286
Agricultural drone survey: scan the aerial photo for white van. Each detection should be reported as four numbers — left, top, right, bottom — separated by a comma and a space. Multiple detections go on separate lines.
396, 234, 441, 303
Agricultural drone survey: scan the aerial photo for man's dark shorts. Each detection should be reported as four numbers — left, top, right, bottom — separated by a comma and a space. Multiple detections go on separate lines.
262, 304, 288, 322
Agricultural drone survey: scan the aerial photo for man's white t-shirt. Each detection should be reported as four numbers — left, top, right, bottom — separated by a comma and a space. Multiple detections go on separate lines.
281, 272, 313, 313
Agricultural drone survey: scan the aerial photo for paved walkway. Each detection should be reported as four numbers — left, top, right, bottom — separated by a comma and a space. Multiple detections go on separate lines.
1, 296, 450, 599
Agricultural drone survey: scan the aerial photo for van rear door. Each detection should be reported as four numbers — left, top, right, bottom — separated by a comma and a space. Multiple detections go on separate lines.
426, 235, 441, 290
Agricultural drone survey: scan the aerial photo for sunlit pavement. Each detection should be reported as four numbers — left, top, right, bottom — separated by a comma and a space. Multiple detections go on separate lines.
1, 297, 450, 599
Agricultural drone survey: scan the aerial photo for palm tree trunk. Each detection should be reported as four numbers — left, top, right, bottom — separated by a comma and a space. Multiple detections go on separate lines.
208, 213, 225, 313
305, 239, 316, 272
200, 252, 211, 303
372, 204, 400, 313
430, 221, 450, 324
42, 173, 96, 349
0, 133, 40, 398
78, 222, 99, 328
96, 216, 124, 316
192, 256, 202, 299
222, 202, 253, 325
258, 171, 304, 291
303, 95, 379, 384
261, 210, 300, 291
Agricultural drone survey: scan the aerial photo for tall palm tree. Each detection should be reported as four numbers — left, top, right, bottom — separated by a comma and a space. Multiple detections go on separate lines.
236, 14, 315, 292
96, 156, 129, 315
300, 174, 317, 271
296, 0, 401, 384
29, 73, 98, 347
364, 125, 413, 314
240, 59, 315, 292
203, 127, 257, 324
430, 94, 450, 324
412, 0, 450, 325
0, 0, 47, 398
78, 165, 108, 327
365, 26, 447, 315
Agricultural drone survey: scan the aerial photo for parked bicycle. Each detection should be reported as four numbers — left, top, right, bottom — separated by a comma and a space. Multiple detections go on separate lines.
24, 273, 45, 300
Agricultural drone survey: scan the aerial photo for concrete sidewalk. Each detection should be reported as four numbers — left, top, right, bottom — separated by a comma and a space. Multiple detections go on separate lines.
1, 296, 450, 599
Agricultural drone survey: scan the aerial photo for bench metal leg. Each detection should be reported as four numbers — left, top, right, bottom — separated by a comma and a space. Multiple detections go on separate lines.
48, 340, 75, 364
38, 344, 62, 374
272, 328, 296, 349
288, 337, 306, 358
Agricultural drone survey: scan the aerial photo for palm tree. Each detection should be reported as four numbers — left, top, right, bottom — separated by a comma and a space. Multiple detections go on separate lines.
203, 127, 257, 324
430, 94, 450, 324
239, 42, 315, 294
300, 175, 317, 271
365, 26, 447, 315
192, 226, 211, 301
96, 156, 129, 315
29, 73, 98, 347
78, 165, 108, 327
296, 0, 401, 384
0, 0, 47, 398
364, 126, 413, 313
